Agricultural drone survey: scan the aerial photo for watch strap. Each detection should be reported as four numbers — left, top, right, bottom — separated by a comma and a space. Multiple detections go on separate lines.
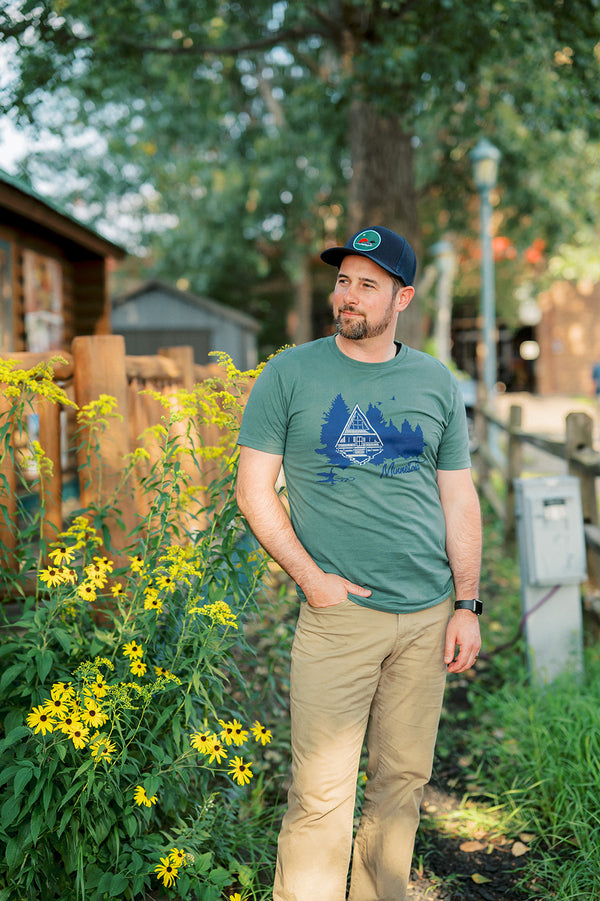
454, 599, 483, 615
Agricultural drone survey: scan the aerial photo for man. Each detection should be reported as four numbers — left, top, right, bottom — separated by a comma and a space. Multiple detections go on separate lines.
236, 225, 482, 901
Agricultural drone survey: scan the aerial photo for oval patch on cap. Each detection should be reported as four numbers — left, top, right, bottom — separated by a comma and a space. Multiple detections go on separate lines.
352, 229, 381, 252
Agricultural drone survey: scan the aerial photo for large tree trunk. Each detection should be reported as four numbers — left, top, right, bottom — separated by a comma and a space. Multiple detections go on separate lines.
347, 101, 423, 348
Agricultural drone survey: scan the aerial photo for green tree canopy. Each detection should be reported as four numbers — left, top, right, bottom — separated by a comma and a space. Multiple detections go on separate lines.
2, 0, 600, 351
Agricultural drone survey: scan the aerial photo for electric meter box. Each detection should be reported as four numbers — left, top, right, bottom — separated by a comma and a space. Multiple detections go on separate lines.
514, 476, 587, 587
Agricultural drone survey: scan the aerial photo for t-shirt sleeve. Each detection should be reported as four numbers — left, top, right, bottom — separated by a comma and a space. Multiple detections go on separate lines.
436, 377, 472, 470
237, 361, 289, 454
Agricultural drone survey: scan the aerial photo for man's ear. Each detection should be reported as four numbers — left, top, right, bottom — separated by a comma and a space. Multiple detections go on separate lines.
396, 286, 415, 311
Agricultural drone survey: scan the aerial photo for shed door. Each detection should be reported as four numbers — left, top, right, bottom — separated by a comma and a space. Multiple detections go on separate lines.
118, 329, 212, 364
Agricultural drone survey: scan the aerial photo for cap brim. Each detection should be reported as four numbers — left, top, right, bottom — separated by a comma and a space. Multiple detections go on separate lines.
320, 247, 373, 268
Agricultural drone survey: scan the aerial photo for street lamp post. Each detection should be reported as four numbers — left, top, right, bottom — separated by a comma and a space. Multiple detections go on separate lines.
470, 138, 501, 406
431, 239, 456, 367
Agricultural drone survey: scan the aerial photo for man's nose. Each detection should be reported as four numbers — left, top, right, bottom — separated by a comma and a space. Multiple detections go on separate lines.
343, 284, 358, 304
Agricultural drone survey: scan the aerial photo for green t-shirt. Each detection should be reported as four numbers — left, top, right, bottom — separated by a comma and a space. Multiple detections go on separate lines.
238, 336, 471, 613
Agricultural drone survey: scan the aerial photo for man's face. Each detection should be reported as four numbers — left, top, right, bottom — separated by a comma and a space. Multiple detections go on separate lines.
333, 255, 399, 341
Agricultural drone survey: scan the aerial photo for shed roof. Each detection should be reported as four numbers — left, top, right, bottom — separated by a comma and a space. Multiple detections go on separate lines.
0, 169, 127, 260
113, 279, 261, 333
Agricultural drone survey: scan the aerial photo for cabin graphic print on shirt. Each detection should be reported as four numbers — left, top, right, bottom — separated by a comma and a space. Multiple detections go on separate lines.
316, 393, 426, 476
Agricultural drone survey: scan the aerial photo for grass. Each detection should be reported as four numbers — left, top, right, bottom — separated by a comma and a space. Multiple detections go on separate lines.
427, 501, 600, 899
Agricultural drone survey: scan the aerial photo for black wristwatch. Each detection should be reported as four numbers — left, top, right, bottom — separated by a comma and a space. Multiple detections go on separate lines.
454, 599, 483, 615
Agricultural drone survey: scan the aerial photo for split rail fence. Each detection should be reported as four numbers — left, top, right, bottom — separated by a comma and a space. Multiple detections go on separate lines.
475, 403, 600, 591
0, 335, 232, 573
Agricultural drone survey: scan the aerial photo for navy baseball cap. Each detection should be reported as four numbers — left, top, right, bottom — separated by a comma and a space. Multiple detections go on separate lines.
320, 226, 417, 287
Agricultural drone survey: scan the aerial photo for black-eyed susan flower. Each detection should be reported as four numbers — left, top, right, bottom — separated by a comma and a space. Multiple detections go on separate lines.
228, 756, 253, 786
39, 566, 65, 587
58, 713, 77, 734
207, 739, 227, 764
169, 848, 187, 867
128, 553, 144, 574
154, 856, 179, 888
155, 573, 176, 593
231, 719, 249, 746
251, 720, 273, 746
67, 721, 90, 749
90, 734, 116, 761
51, 681, 75, 701
110, 582, 125, 599
130, 659, 147, 677
48, 544, 76, 566
219, 720, 236, 746
43, 695, 70, 718
84, 562, 108, 589
133, 785, 157, 807
143, 590, 163, 613
190, 731, 213, 754
123, 640, 143, 660
90, 673, 108, 699
61, 567, 78, 585
77, 581, 97, 603
82, 700, 108, 729
154, 665, 172, 678
26, 706, 55, 735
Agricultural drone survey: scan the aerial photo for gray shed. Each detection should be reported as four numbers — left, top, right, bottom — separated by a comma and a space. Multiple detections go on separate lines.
111, 279, 260, 370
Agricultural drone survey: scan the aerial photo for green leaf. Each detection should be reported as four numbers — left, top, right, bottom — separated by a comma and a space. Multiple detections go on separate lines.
30, 809, 44, 844
109, 874, 129, 896
0, 726, 30, 756
5, 837, 22, 869
36, 649, 54, 683
52, 627, 72, 654
1, 795, 21, 829
0, 664, 27, 695
13, 767, 34, 796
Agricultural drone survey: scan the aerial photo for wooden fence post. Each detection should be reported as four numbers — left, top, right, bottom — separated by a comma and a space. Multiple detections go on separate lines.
0, 398, 17, 572
504, 404, 523, 547
72, 335, 135, 557
160, 346, 195, 391
37, 396, 62, 550
565, 411, 600, 588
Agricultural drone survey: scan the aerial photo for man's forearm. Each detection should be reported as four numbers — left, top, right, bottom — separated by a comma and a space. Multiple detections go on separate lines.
236, 482, 322, 594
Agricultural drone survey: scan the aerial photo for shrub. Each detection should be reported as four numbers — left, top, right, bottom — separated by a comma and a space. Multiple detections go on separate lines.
0, 354, 276, 901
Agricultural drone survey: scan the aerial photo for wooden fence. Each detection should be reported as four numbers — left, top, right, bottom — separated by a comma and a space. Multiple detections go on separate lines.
474, 403, 600, 591
0, 335, 232, 571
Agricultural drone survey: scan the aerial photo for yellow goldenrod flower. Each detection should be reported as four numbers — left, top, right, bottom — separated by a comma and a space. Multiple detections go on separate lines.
133, 785, 157, 807
67, 721, 90, 749
228, 756, 253, 786
251, 720, 273, 745
231, 719, 249, 746
26, 706, 54, 735
154, 856, 179, 887
130, 659, 147, 677
123, 640, 144, 660
190, 731, 214, 754
48, 545, 76, 566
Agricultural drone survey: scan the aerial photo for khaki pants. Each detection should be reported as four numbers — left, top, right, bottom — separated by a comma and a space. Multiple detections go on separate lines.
273, 597, 450, 901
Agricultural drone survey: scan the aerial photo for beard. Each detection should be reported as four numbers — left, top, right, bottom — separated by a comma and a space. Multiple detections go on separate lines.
334, 298, 396, 340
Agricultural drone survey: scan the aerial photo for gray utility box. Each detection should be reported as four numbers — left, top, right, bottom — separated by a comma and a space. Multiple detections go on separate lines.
514, 476, 586, 684
514, 476, 587, 587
